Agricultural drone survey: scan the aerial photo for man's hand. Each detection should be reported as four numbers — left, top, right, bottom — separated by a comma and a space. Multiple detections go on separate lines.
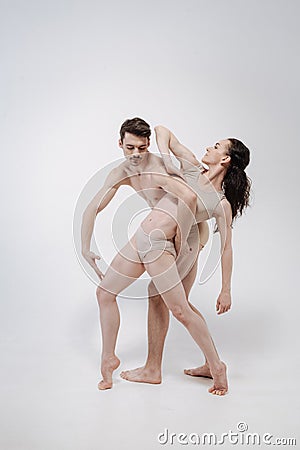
82, 250, 104, 281
216, 291, 231, 315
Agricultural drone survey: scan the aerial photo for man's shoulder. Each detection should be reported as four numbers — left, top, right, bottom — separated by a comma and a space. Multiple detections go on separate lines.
112, 160, 129, 175
105, 162, 130, 187
144, 153, 168, 174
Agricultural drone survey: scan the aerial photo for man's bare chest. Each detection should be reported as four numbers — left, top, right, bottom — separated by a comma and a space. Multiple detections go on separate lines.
130, 172, 162, 190
129, 173, 166, 206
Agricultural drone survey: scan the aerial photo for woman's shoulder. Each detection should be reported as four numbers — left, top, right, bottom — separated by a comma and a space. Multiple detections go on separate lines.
214, 196, 232, 219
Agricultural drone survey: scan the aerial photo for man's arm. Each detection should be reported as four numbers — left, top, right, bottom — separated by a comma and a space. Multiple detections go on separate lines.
154, 125, 202, 169
214, 200, 233, 314
81, 166, 128, 278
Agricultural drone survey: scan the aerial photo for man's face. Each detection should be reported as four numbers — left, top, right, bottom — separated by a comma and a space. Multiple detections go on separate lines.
119, 132, 150, 167
201, 139, 231, 166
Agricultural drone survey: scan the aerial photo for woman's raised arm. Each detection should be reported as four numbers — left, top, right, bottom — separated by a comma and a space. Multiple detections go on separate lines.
154, 125, 202, 170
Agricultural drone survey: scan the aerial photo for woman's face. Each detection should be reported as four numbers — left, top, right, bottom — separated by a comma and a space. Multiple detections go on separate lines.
201, 139, 231, 166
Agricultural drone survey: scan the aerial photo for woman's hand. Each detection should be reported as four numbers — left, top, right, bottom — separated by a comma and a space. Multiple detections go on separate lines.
82, 250, 104, 281
216, 291, 231, 315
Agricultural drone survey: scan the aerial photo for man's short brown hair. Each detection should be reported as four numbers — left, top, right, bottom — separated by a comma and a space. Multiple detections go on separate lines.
119, 117, 151, 142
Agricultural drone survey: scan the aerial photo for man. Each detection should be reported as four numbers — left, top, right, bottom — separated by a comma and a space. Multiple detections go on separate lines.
81, 117, 210, 389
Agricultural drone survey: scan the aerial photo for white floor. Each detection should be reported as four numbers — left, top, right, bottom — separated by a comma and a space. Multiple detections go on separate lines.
1, 294, 299, 450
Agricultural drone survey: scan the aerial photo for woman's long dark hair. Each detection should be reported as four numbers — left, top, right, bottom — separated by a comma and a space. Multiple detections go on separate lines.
214, 138, 252, 233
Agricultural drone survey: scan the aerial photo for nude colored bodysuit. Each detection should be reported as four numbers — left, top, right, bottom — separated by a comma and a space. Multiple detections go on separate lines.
135, 161, 227, 295
182, 162, 226, 222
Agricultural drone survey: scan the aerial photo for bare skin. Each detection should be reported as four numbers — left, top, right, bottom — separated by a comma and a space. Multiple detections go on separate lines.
98, 356, 121, 390
120, 260, 201, 384
81, 132, 198, 280
119, 127, 234, 394
120, 299, 216, 384
184, 365, 212, 378
96, 235, 228, 395
82, 128, 232, 396
82, 132, 204, 379
119, 251, 224, 386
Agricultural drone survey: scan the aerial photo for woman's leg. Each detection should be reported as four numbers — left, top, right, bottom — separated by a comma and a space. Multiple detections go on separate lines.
143, 250, 228, 395
180, 258, 215, 378
96, 238, 145, 390
184, 301, 214, 379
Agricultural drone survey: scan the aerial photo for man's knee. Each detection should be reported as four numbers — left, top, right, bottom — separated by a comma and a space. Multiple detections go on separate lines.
148, 284, 170, 318
149, 293, 167, 313
149, 294, 162, 304
170, 304, 190, 326
148, 282, 161, 303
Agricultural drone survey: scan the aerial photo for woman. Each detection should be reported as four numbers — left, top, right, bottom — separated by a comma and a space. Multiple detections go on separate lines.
98, 126, 251, 395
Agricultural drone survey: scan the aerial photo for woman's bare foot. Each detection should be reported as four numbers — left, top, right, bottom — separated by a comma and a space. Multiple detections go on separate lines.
184, 363, 212, 379
98, 355, 120, 390
120, 366, 162, 384
209, 361, 228, 396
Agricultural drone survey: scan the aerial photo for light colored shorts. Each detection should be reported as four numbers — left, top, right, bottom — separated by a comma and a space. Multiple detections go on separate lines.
134, 224, 202, 298
135, 225, 177, 261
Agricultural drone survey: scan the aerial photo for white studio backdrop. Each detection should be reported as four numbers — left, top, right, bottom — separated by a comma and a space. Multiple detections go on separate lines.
0, 1, 299, 449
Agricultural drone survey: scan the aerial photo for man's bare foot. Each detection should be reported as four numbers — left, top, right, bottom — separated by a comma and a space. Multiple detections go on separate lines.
98, 355, 120, 390
184, 363, 212, 379
209, 361, 228, 396
120, 366, 162, 384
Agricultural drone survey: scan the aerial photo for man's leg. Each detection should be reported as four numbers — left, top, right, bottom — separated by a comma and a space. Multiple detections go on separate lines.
96, 238, 145, 390
120, 287, 169, 384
